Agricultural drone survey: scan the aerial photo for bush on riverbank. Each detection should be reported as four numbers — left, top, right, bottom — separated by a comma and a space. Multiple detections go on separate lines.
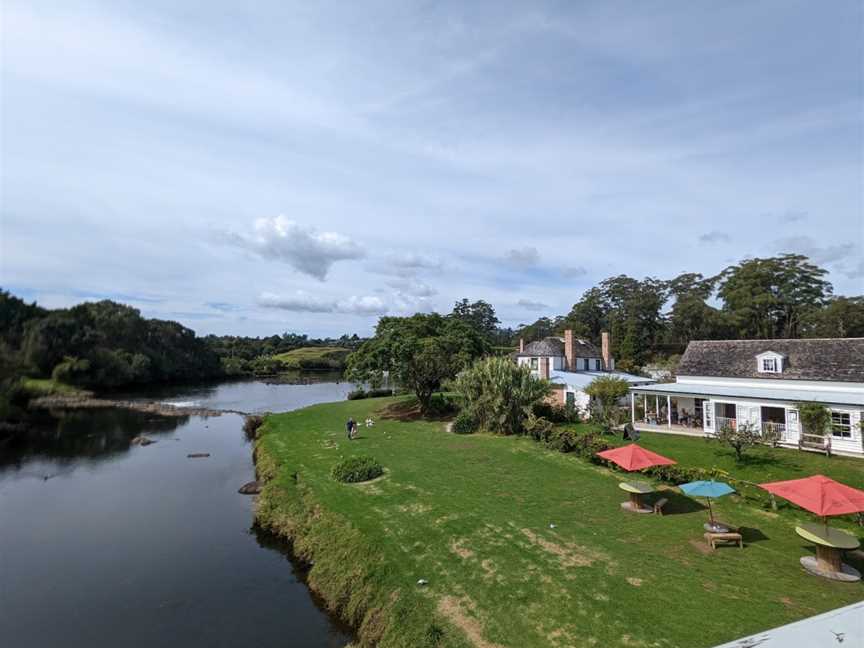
347, 388, 393, 400
243, 414, 265, 440
332, 456, 384, 483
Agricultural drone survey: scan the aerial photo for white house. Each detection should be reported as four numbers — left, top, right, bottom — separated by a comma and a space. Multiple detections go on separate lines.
516, 330, 653, 410
629, 338, 864, 457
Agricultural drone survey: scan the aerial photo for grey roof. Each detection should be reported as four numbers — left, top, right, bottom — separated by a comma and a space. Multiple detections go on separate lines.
517, 337, 564, 358
630, 381, 864, 407
677, 338, 864, 383
517, 336, 600, 358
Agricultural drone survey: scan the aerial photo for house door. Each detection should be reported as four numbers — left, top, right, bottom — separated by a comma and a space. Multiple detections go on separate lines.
566, 392, 575, 407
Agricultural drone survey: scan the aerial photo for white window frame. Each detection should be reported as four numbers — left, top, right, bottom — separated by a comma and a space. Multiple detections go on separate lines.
831, 411, 852, 438
756, 352, 783, 374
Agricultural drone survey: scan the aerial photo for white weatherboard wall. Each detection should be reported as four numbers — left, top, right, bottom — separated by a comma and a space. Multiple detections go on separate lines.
679, 375, 864, 394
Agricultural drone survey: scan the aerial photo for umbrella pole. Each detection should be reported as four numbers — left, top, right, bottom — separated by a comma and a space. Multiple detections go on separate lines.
707, 498, 715, 526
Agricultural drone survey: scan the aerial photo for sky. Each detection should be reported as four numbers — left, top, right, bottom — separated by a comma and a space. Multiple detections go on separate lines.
1, 0, 862, 337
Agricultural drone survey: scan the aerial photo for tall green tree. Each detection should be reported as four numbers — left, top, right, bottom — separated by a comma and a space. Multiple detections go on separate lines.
665, 272, 727, 349
718, 254, 831, 339
802, 296, 864, 338
346, 313, 489, 414
450, 299, 500, 341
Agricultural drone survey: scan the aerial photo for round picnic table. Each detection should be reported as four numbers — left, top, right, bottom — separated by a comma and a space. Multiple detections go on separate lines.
619, 481, 654, 514
795, 523, 861, 582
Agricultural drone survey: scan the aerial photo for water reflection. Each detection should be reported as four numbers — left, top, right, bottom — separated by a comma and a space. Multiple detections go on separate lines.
1, 408, 188, 470
0, 379, 354, 648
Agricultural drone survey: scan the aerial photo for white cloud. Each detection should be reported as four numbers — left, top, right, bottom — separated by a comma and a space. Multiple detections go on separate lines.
774, 235, 856, 266
227, 216, 364, 280
504, 246, 540, 267
258, 291, 388, 315
387, 252, 442, 271
562, 266, 587, 279
517, 298, 549, 311
386, 278, 437, 297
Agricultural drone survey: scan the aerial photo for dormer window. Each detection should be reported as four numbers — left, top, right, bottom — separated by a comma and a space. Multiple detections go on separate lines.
761, 358, 778, 373
756, 351, 784, 374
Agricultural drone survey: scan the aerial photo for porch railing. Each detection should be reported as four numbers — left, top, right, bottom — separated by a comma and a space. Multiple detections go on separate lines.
761, 422, 787, 441
715, 416, 737, 432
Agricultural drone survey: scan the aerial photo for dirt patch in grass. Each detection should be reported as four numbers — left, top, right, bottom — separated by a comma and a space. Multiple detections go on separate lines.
450, 538, 475, 560
626, 577, 643, 587
397, 502, 432, 515
689, 538, 712, 555
437, 596, 504, 648
519, 528, 609, 568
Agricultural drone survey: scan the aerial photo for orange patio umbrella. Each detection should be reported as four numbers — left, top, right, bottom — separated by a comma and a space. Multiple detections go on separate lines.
759, 475, 864, 519
596, 443, 677, 471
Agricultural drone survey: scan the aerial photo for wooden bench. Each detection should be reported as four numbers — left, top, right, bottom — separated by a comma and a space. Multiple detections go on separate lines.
653, 497, 669, 515
704, 531, 743, 550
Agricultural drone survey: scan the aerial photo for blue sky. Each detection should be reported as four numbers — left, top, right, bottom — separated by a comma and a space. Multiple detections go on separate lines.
1, 1, 862, 336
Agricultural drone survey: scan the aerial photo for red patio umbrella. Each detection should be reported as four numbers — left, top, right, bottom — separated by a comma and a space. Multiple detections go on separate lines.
596, 443, 677, 471
759, 475, 864, 518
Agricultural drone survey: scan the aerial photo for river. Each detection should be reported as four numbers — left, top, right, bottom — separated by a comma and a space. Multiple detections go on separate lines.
0, 377, 356, 648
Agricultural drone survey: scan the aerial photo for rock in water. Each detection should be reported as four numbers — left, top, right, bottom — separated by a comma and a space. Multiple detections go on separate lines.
131, 435, 157, 446
238, 480, 261, 495
187, 453, 210, 458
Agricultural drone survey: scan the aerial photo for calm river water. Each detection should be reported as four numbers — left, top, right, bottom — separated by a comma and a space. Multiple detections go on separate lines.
0, 377, 355, 648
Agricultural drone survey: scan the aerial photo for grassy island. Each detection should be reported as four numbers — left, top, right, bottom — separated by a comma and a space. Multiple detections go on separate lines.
255, 397, 863, 648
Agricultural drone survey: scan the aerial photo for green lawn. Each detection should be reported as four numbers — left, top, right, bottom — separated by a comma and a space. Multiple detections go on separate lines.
270, 346, 351, 369
258, 397, 863, 648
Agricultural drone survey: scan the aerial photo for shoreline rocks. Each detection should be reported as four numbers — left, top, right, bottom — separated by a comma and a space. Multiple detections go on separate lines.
238, 480, 262, 494
28, 395, 235, 418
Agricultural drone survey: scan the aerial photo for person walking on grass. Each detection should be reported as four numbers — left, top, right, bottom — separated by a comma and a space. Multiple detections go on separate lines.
346, 417, 356, 440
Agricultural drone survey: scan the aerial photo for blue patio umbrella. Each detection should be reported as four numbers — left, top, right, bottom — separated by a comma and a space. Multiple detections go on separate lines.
680, 480, 735, 529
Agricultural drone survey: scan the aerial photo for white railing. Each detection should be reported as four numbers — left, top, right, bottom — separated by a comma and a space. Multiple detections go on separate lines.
715, 416, 737, 431
761, 421, 787, 440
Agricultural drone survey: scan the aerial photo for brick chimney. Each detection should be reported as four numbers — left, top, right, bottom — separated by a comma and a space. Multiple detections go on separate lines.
564, 329, 575, 371
539, 356, 550, 379
519, 338, 525, 353
601, 331, 611, 371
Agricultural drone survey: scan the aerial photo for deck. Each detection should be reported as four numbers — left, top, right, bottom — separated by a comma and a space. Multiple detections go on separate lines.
632, 422, 708, 438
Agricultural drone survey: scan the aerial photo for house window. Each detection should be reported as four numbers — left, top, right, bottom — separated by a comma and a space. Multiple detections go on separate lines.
566, 392, 575, 407
761, 358, 778, 373
831, 412, 852, 438
530, 358, 538, 370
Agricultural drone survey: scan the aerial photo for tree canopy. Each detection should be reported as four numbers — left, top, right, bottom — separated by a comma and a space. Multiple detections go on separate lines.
345, 313, 489, 413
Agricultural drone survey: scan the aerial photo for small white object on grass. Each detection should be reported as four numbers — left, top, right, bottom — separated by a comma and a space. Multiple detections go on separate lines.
417, 579, 428, 586
549, 523, 557, 529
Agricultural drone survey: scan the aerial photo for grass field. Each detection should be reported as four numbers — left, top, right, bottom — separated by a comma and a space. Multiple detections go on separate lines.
270, 346, 351, 370
19, 377, 88, 397
257, 397, 863, 648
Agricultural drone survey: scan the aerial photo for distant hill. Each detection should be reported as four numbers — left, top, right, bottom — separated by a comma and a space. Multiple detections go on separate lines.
271, 346, 352, 371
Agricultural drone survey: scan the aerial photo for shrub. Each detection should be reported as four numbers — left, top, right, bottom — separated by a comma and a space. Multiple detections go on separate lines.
573, 433, 612, 459
425, 393, 459, 417
347, 389, 367, 400
533, 401, 581, 424
524, 412, 555, 443
584, 376, 631, 433
452, 410, 477, 435
243, 415, 265, 440
716, 421, 761, 461
454, 356, 550, 435
367, 388, 393, 398
797, 402, 831, 437
332, 456, 384, 483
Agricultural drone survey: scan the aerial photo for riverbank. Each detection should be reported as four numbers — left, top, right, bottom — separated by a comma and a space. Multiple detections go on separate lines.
256, 396, 864, 648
